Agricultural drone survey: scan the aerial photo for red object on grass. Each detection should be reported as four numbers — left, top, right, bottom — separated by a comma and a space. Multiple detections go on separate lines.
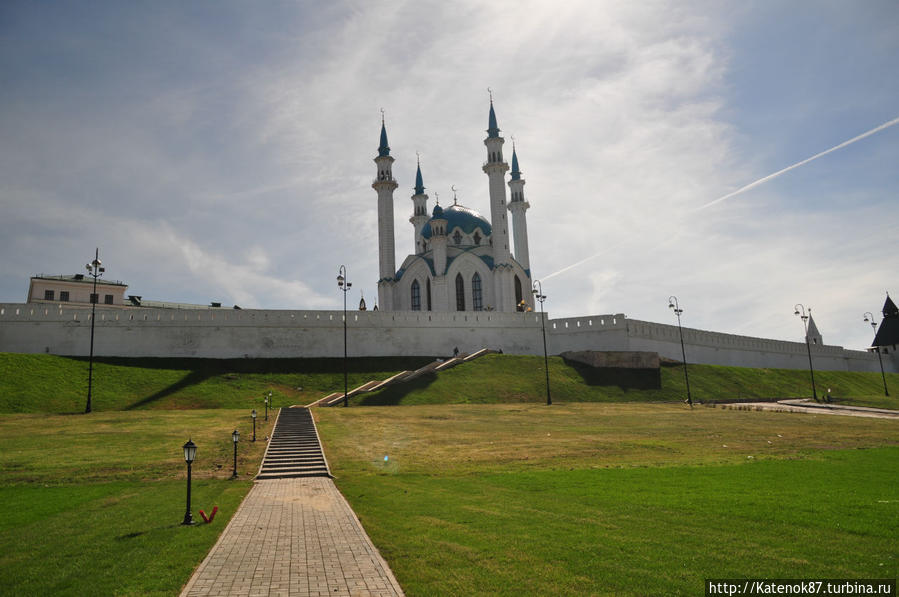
198, 506, 218, 523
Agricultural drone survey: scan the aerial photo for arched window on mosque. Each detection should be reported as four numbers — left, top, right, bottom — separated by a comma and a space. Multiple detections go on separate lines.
453, 230, 462, 245
426, 278, 432, 311
455, 274, 465, 311
473, 231, 481, 245
514, 275, 523, 311
411, 280, 421, 311
472, 273, 483, 311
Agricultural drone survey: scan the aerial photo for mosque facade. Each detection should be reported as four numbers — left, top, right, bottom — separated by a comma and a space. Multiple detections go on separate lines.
374, 101, 533, 313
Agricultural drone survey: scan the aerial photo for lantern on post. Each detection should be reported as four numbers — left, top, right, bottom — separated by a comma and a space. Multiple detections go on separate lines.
230, 429, 240, 479
181, 439, 197, 525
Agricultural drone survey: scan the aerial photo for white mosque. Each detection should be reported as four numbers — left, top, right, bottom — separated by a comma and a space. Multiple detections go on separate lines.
373, 100, 533, 313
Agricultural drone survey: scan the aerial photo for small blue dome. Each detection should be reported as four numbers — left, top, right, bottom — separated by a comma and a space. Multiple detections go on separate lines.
422, 204, 491, 240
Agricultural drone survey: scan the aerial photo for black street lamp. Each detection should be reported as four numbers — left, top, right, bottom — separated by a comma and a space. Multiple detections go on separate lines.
863, 312, 890, 397
264, 391, 271, 421
181, 439, 197, 526
668, 296, 693, 407
794, 304, 819, 401
230, 429, 240, 479
84, 248, 105, 414
337, 265, 352, 408
251, 409, 257, 442
531, 280, 551, 406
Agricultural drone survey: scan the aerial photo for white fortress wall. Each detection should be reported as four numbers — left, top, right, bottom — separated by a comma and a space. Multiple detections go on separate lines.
0, 304, 543, 358
0, 303, 893, 373
547, 314, 891, 373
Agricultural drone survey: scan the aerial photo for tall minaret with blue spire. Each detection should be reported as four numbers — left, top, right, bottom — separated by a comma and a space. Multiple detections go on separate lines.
373, 113, 398, 310
482, 93, 514, 311
409, 155, 429, 255
507, 142, 531, 273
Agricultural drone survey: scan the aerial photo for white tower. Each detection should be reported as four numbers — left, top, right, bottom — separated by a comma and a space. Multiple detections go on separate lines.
507, 144, 531, 271
429, 204, 448, 276
482, 97, 514, 311
373, 117, 398, 310
409, 157, 429, 255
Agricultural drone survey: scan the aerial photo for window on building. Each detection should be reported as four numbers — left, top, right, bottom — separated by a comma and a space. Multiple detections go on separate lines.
90, 293, 98, 304
455, 274, 465, 311
411, 280, 421, 311
514, 275, 523, 311
44, 290, 54, 301
453, 230, 462, 245
426, 278, 432, 311
473, 231, 481, 245
105, 294, 114, 305
59, 291, 69, 302
472, 273, 483, 311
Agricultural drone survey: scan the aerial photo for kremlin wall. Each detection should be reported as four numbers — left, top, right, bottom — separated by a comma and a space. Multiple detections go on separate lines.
1, 302, 894, 374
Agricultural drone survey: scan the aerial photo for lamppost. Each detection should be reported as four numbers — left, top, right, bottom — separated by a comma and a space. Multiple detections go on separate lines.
84, 248, 105, 414
181, 439, 197, 525
863, 312, 890, 396
337, 265, 352, 408
230, 429, 240, 479
531, 280, 551, 406
794, 304, 819, 401
251, 409, 257, 442
668, 296, 693, 407
264, 391, 270, 421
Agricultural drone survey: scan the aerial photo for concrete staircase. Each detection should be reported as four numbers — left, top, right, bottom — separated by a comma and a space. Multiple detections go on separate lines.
255, 407, 331, 480
308, 348, 496, 407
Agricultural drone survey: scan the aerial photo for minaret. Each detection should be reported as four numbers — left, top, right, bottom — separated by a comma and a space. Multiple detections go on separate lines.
409, 156, 429, 255
429, 203, 448, 276
507, 143, 531, 272
482, 94, 514, 310
372, 115, 398, 310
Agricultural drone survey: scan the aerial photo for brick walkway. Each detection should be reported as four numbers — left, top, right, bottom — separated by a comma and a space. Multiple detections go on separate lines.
179, 478, 404, 597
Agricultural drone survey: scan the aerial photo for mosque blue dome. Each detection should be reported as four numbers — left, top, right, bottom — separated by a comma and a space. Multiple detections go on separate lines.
421, 204, 492, 239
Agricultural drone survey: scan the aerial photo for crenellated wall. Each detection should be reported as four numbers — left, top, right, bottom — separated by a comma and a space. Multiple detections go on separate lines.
546, 314, 895, 373
0, 304, 543, 358
0, 303, 894, 373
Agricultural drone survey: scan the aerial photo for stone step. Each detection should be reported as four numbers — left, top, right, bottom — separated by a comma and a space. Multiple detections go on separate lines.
256, 470, 330, 480
256, 407, 331, 480
262, 461, 325, 470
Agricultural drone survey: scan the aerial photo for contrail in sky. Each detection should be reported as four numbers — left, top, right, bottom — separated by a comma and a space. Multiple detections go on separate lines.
542, 115, 899, 282
695, 115, 899, 211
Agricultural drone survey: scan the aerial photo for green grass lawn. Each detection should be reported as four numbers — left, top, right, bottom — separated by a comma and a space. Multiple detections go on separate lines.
358, 354, 899, 410
0, 352, 896, 596
0, 409, 275, 596
315, 404, 899, 596
0, 353, 432, 413
1, 353, 895, 413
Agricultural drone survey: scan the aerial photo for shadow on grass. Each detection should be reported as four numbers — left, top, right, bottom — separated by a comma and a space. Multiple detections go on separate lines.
124, 370, 213, 410
356, 373, 439, 406
563, 358, 663, 391
67, 356, 436, 375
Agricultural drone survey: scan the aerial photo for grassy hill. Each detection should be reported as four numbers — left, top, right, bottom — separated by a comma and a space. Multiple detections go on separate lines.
0, 353, 433, 413
1, 352, 896, 413
357, 353, 899, 409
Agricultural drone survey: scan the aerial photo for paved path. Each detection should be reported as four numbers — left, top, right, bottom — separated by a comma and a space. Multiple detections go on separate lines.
717, 399, 899, 419
180, 477, 404, 597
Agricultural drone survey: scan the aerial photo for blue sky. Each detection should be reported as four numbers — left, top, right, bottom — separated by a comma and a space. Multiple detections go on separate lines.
1, 0, 896, 351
